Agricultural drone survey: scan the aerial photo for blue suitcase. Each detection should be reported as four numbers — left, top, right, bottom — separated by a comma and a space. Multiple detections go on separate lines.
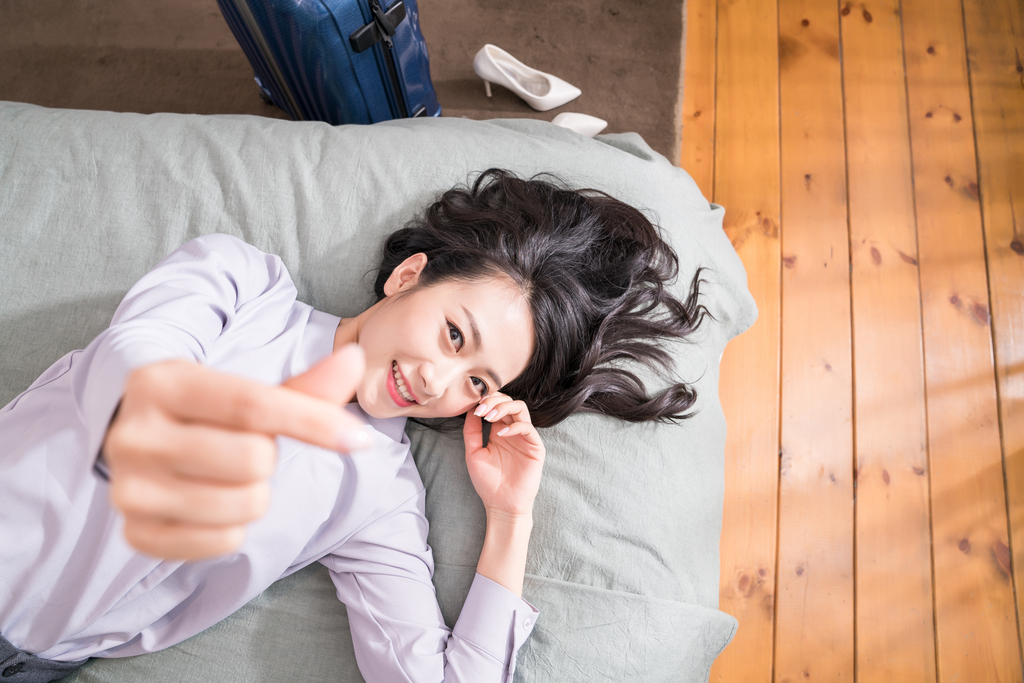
216, 0, 441, 124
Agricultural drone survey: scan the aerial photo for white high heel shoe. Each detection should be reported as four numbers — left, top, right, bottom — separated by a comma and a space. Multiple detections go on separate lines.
473, 44, 582, 112
551, 112, 607, 138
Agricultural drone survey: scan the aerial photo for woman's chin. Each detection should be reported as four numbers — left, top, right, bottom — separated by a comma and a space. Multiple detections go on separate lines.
353, 393, 392, 420
354, 394, 419, 420
353, 391, 472, 421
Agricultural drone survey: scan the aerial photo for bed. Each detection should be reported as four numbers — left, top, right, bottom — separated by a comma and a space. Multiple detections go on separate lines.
0, 100, 756, 682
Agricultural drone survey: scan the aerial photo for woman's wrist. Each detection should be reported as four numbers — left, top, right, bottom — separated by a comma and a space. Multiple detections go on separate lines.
484, 505, 534, 530
476, 509, 534, 597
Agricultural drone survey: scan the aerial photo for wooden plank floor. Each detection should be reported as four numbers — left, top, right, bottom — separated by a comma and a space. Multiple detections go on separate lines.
680, 0, 1024, 680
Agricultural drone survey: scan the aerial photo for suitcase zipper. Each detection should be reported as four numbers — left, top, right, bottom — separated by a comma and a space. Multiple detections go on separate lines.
351, 0, 426, 119
373, 1, 409, 119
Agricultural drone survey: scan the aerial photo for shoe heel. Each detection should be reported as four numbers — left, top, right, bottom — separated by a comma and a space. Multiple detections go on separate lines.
483, 80, 492, 98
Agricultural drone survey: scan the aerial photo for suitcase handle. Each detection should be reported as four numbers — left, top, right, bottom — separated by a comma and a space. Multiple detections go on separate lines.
350, 0, 407, 53
371, 0, 398, 36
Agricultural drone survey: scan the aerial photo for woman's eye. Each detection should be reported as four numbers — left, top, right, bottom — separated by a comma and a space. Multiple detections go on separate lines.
447, 323, 485, 395
447, 322, 464, 351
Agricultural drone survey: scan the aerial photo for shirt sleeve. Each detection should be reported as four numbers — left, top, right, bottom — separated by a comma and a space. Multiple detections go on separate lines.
322, 462, 538, 683
70, 233, 299, 462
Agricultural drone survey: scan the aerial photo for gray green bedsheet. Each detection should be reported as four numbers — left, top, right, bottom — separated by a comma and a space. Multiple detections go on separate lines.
0, 101, 755, 682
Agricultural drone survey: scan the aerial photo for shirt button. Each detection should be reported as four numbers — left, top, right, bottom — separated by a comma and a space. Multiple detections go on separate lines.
523, 618, 533, 629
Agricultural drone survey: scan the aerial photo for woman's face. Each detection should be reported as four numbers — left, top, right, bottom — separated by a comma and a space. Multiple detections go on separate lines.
350, 256, 534, 420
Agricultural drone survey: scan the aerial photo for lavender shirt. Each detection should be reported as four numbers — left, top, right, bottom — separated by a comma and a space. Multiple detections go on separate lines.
0, 234, 537, 682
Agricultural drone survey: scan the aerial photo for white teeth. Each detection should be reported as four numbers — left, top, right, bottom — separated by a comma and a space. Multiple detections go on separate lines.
392, 362, 416, 403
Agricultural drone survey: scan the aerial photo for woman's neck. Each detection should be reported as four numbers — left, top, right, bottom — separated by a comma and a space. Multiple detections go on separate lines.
333, 299, 384, 353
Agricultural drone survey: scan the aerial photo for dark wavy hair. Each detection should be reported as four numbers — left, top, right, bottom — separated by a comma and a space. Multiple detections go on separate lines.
373, 168, 708, 428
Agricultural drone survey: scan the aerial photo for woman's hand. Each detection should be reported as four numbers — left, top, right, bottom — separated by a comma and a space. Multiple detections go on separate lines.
463, 393, 544, 597
463, 393, 546, 520
102, 345, 370, 561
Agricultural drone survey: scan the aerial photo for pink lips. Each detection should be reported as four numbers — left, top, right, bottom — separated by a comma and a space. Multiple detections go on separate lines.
387, 362, 418, 407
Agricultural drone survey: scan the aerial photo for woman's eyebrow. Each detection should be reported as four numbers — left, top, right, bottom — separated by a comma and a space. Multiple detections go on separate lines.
461, 305, 503, 388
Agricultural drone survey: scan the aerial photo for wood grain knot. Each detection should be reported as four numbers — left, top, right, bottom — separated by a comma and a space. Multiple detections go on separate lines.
953, 112, 962, 122
897, 250, 918, 265
801, 18, 810, 26
862, 8, 873, 22
950, 294, 960, 306
971, 302, 990, 325
762, 593, 774, 619
779, 35, 807, 64
693, 110, 701, 118
927, 46, 935, 55
959, 538, 971, 553
841, 3, 851, 16
870, 246, 882, 264
912, 466, 925, 476
882, 469, 891, 485
994, 541, 1011, 578
925, 111, 933, 118
961, 181, 979, 201
783, 254, 797, 269
758, 568, 768, 578
945, 175, 954, 186
1011, 239, 1024, 255
795, 565, 805, 576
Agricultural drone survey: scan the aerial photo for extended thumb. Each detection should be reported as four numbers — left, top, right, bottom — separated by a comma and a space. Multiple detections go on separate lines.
283, 343, 365, 404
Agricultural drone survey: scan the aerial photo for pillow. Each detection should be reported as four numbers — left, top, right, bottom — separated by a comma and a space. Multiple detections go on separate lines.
0, 101, 755, 682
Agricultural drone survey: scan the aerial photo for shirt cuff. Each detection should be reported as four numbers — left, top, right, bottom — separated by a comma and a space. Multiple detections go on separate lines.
73, 327, 185, 467
452, 574, 539, 678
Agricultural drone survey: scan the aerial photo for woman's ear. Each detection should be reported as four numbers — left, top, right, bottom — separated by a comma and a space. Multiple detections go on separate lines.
382, 253, 428, 297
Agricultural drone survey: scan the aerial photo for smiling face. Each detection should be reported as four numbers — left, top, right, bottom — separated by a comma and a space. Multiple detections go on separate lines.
339, 254, 535, 420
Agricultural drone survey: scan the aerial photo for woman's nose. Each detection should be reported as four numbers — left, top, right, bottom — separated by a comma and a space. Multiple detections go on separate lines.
418, 360, 459, 399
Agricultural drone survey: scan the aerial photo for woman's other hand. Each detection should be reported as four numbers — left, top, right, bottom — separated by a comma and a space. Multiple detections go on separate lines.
463, 393, 546, 519
102, 344, 370, 561
463, 393, 544, 597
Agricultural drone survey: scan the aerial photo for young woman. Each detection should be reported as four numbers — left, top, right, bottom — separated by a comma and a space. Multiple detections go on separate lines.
0, 169, 706, 682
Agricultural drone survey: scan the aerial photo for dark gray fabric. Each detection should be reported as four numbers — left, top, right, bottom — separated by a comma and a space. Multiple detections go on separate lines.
0, 634, 86, 683
0, 101, 755, 683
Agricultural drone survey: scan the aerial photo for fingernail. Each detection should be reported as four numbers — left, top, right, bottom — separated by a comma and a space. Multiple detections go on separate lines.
497, 427, 510, 437
474, 404, 489, 417
337, 426, 373, 452
485, 409, 499, 421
